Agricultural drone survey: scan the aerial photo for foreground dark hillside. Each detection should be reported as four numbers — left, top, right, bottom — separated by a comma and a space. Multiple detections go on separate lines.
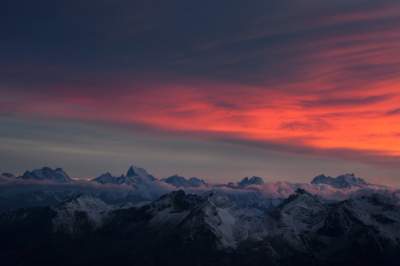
0, 189, 400, 266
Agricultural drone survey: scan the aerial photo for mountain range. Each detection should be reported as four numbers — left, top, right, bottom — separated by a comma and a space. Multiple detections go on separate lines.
0, 165, 399, 266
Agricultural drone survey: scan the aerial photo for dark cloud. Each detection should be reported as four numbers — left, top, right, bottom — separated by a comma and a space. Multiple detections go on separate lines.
1, 0, 400, 90
387, 108, 400, 116
300, 94, 392, 108
280, 119, 332, 131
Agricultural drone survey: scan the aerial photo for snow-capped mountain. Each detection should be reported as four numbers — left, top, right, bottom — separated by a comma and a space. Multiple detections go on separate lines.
93, 165, 156, 186
52, 195, 114, 234
126, 165, 156, 181
1, 188, 400, 266
0, 164, 394, 213
311, 173, 368, 188
92, 165, 170, 201
237, 176, 265, 187
93, 172, 122, 184
273, 189, 327, 235
161, 175, 207, 188
18, 167, 72, 183
1, 164, 399, 266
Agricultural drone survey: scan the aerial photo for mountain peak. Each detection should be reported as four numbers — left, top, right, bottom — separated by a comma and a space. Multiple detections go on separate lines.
93, 166, 156, 187
311, 173, 367, 188
19, 167, 71, 183
126, 165, 155, 180
283, 188, 316, 204
152, 190, 203, 211
53, 194, 112, 233
93, 172, 121, 184
126, 165, 142, 177
162, 175, 207, 188
238, 176, 264, 187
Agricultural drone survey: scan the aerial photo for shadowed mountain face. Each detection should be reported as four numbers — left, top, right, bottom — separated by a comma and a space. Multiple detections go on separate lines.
311, 173, 368, 188
93, 165, 156, 186
237, 176, 265, 187
19, 167, 72, 183
1, 166, 400, 266
161, 175, 207, 188
1, 189, 400, 266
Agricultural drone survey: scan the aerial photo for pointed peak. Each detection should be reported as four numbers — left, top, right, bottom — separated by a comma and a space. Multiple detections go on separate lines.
126, 166, 136, 177
126, 165, 149, 177
127, 165, 156, 181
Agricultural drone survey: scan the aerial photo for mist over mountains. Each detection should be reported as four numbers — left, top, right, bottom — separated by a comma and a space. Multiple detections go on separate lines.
1, 165, 400, 266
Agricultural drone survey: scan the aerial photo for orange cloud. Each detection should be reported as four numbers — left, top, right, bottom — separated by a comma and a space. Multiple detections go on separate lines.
4, 77, 400, 165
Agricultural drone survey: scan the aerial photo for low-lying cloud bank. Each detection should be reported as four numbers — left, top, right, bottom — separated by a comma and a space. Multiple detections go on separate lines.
1, 164, 398, 211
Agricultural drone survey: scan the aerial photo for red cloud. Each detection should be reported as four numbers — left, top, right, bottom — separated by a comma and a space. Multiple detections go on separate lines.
2, 77, 400, 167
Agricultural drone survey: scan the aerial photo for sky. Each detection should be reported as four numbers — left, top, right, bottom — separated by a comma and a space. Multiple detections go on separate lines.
1, 0, 400, 185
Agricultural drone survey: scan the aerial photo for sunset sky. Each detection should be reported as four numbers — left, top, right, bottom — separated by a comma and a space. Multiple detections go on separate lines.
1, 0, 400, 185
